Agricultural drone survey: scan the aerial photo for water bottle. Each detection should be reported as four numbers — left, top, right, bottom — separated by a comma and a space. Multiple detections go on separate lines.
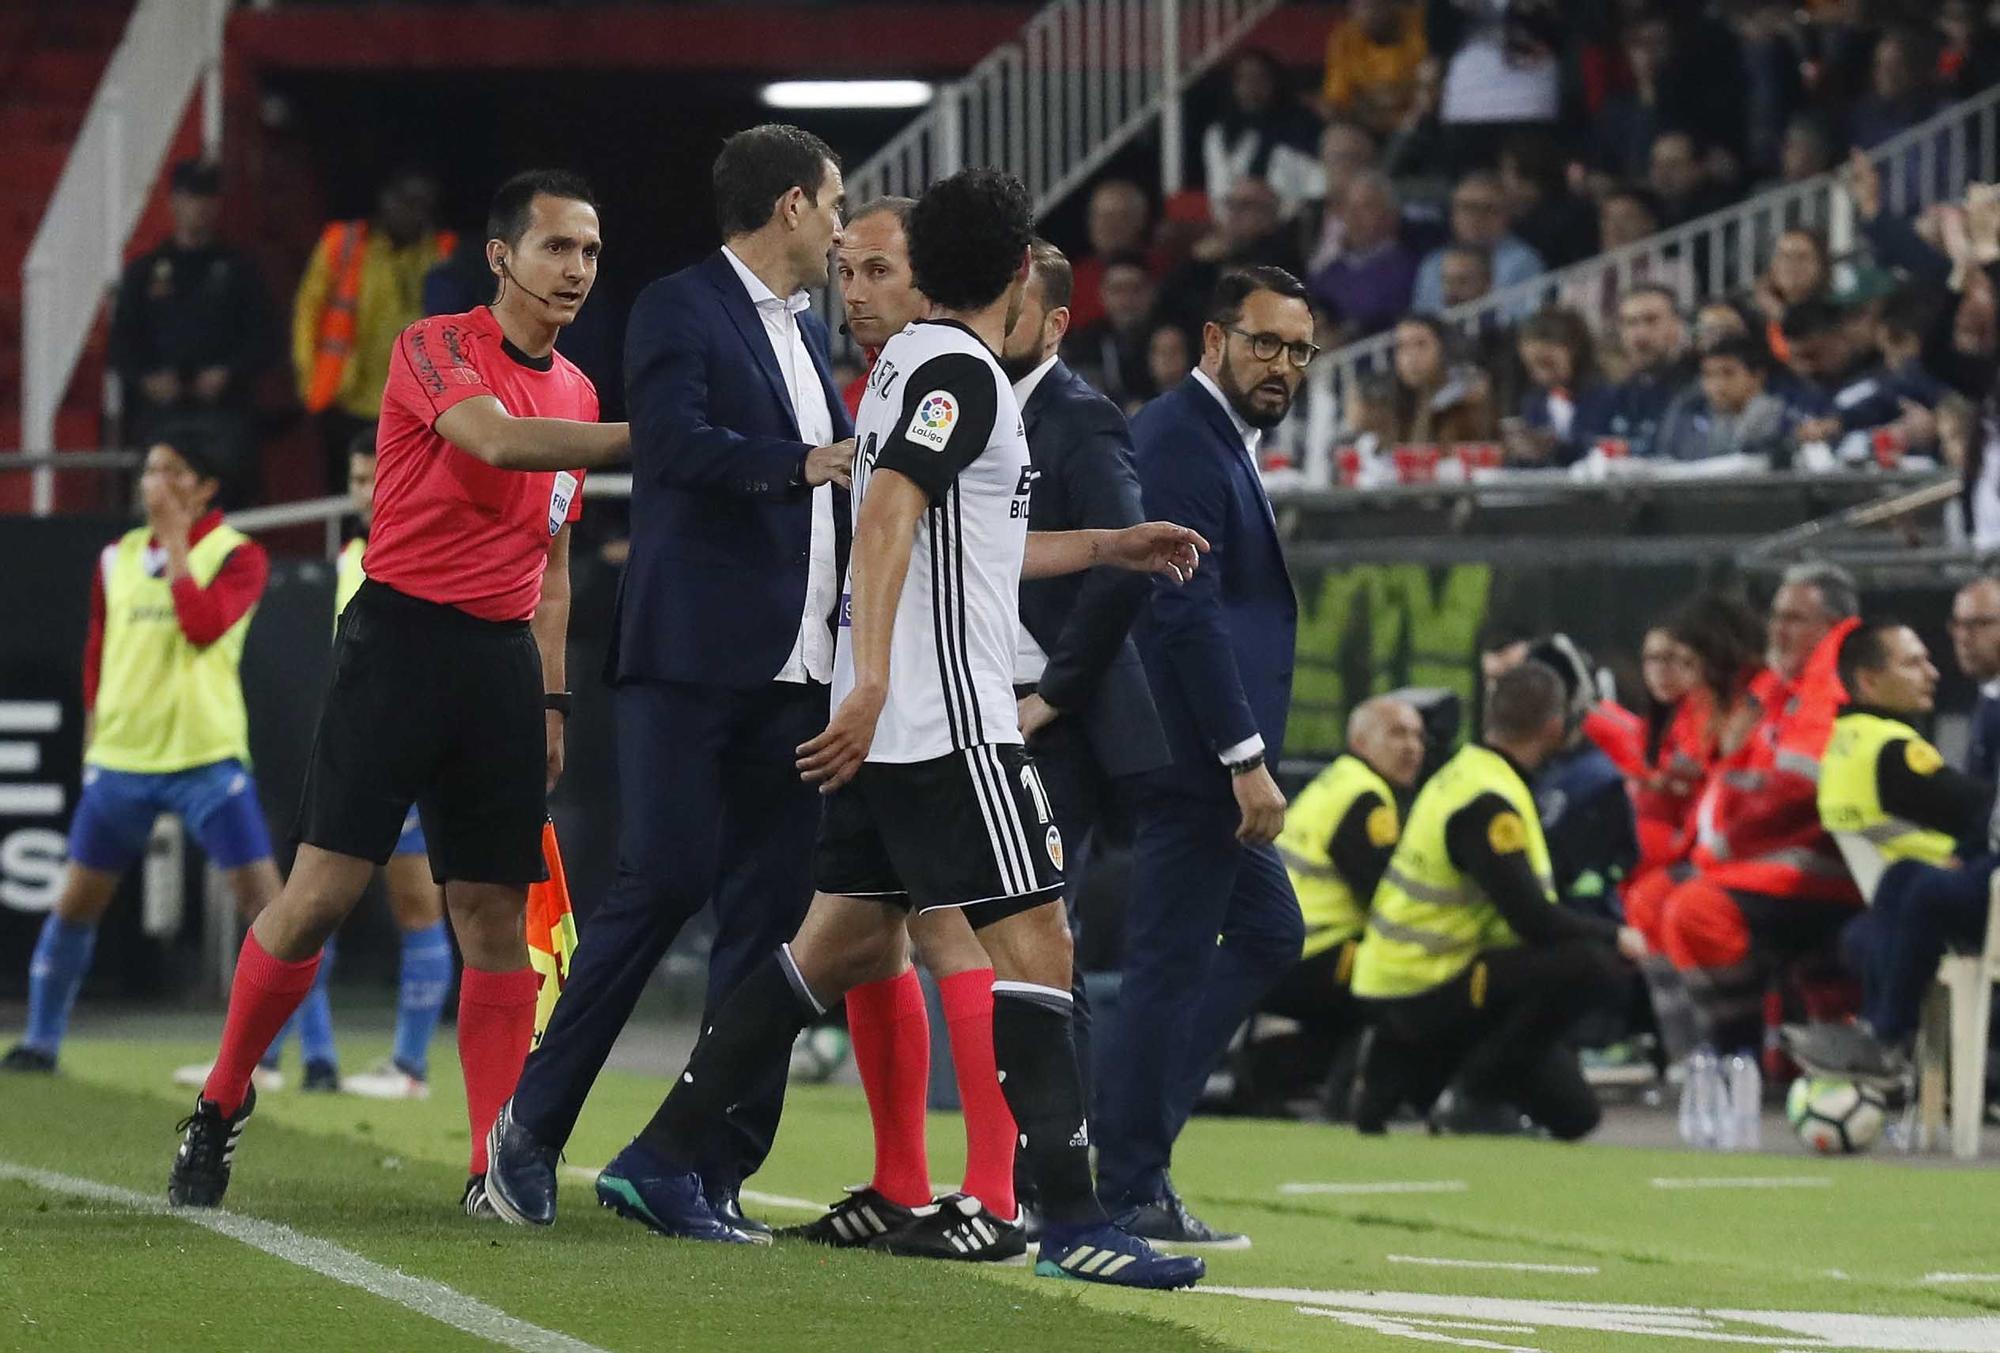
1727, 1053, 1762, 1151
1679, 1048, 1719, 1147
1713, 1054, 1739, 1151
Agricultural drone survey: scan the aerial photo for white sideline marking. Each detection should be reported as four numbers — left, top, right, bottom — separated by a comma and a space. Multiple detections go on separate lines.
558, 1164, 823, 1214
1928, 1274, 2000, 1285
1280, 1179, 1470, 1196
0, 1161, 606, 1353
1203, 1286, 2000, 1350
1650, 1176, 1833, 1190
1388, 1254, 1599, 1276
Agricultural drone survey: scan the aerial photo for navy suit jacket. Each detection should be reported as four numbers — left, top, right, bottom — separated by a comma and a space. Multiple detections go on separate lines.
1018, 360, 1169, 780
1130, 375, 1297, 800
609, 250, 853, 688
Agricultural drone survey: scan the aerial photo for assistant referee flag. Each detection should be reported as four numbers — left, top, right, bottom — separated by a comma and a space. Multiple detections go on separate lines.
527, 820, 579, 1045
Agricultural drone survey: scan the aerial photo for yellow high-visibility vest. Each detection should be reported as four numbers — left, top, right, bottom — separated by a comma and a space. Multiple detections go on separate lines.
1276, 753, 1398, 959
1818, 710, 1957, 901
1352, 743, 1554, 999
336, 536, 366, 629
88, 524, 255, 773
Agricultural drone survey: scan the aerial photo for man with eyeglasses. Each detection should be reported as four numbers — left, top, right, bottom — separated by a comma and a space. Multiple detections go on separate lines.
1950, 576, 2000, 790
1095, 267, 1312, 1248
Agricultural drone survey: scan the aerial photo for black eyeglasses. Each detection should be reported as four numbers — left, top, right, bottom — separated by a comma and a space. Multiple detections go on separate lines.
1225, 325, 1320, 369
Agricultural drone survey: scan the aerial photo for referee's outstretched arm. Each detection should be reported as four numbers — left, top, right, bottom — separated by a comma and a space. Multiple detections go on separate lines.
436, 394, 629, 472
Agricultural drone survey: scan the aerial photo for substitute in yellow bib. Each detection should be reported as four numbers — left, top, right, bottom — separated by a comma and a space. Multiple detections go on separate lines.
1237, 697, 1424, 1111
3, 434, 280, 1075
1349, 662, 1646, 1140
1788, 621, 1994, 1085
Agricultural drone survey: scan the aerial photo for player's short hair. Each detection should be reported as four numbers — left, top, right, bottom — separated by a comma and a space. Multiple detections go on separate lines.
347, 423, 379, 460
1485, 660, 1567, 742
1836, 619, 1905, 696
848, 195, 916, 232
713, 124, 839, 238
1027, 238, 1073, 312
1781, 560, 1860, 620
908, 169, 1035, 313
1206, 265, 1308, 326
1700, 334, 1769, 374
487, 169, 599, 247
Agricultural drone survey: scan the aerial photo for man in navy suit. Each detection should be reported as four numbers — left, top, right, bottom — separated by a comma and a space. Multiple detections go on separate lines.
488, 125, 854, 1234
1096, 266, 1312, 1248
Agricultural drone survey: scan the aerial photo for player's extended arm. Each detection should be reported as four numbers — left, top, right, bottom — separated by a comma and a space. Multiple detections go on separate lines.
532, 524, 573, 794
434, 395, 630, 472
795, 467, 928, 792
1021, 523, 1208, 581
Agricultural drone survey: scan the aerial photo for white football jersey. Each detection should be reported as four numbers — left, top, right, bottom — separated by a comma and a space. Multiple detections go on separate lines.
837, 319, 1034, 763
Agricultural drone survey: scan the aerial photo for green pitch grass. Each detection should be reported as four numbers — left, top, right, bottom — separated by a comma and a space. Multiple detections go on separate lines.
6, 1037, 2000, 1351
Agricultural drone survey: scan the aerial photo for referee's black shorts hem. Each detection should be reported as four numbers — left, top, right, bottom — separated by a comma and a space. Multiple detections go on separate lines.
813, 742, 1066, 930
292, 580, 548, 887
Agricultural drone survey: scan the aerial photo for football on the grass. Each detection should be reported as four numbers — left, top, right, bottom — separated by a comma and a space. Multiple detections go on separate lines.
1785, 1076, 1886, 1154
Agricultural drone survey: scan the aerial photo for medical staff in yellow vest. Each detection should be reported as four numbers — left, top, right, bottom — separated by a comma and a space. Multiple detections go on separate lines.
4, 434, 277, 1075
1348, 662, 1647, 1139
1236, 697, 1425, 1111
1786, 621, 1995, 1087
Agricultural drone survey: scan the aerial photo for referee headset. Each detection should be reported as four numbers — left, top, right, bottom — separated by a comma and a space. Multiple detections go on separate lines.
493, 246, 559, 309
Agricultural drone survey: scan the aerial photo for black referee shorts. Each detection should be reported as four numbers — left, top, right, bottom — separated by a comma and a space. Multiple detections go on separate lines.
293, 580, 547, 886
813, 742, 1065, 930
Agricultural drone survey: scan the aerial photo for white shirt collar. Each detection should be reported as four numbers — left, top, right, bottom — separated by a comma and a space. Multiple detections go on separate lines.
1983, 677, 2000, 700
1191, 366, 1261, 455
721, 244, 809, 315
1011, 353, 1061, 406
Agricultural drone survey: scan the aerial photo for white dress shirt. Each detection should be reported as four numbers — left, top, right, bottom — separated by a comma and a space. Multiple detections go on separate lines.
1010, 354, 1062, 684
721, 245, 839, 685
1190, 366, 1269, 767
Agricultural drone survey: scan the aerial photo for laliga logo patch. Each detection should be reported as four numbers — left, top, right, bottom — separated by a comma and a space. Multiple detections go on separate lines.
1045, 825, 1064, 870
904, 389, 958, 451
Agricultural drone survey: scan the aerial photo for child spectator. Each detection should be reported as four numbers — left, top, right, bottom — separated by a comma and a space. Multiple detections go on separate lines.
1657, 335, 1793, 462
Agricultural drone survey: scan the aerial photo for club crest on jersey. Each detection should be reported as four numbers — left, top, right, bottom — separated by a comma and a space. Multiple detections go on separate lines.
1045, 825, 1064, 870
905, 390, 958, 451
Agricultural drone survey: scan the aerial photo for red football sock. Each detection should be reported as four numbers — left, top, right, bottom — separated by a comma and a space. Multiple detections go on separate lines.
458, 966, 538, 1175
940, 967, 1016, 1220
203, 932, 321, 1115
846, 967, 933, 1209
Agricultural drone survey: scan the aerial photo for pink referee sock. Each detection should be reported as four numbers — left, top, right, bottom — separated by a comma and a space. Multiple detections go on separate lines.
459, 966, 539, 1175
203, 932, 322, 1116
847, 967, 934, 1209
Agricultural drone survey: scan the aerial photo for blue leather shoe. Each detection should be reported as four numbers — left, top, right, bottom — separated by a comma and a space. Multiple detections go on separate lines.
1036, 1220, 1205, 1289
596, 1142, 754, 1243
483, 1099, 559, 1227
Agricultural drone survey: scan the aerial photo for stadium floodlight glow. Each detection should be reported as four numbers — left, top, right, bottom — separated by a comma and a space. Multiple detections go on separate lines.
760, 80, 934, 111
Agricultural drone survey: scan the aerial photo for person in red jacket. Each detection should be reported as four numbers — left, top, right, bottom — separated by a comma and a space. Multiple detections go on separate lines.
1629, 564, 1862, 1057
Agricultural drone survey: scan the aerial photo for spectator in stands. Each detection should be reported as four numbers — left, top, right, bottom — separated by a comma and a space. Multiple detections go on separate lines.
1875, 287, 1948, 413
1850, 27, 1944, 153
1385, 314, 1497, 445
1936, 0, 2000, 99
1201, 48, 1324, 215
1413, 171, 1544, 315
1648, 131, 1731, 230
1513, 306, 1611, 465
1305, 121, 1383, 272
1428, 0, 1565, 172
1308, 170, 1420, 342
1161, 177, 1305, 335
1145, 322, 1195, 408
1321, 0, 1429, 138
1594, 7, 1749, 184
1438, 243, 1492, 309
1063, 255, 1157, 411
1939, 393, 2000, 548
1779, 114, 1841, 187
1069, 179, 1159, 333
1755, 227, 1833, 355
1561, 187, 1687, 332
1951, 573, 2000, 786
1499, 131, 1598, 268
1600, 285, 1693, 458
1693, 297, 1753, 349
292, 168, 451, 492
1784, 298, 1904, 452
109, 160, 273, 508
1656, 335, 1795, 463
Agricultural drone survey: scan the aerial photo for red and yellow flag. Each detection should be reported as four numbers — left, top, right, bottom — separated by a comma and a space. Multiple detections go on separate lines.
525, 819, 579, 1046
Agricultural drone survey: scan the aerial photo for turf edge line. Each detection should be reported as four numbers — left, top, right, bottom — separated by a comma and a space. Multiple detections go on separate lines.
1387, 1255, 1599, 1275
0, 1160, 608, 1353
1279, 1180, 1470, 1196
1648, 1177, 1834, 1190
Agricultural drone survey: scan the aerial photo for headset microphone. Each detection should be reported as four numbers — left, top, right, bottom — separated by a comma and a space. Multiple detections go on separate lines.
498, 255, 559, 308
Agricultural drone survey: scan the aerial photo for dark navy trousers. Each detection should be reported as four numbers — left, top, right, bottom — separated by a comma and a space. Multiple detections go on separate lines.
1845, 857, 1996, 1043
512, 677, 823, 1196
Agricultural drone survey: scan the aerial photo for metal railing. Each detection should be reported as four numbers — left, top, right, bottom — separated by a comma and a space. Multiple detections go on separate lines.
20, 0, 229, 516
841, 0, 1278, 266
1288, 82, 2000, 487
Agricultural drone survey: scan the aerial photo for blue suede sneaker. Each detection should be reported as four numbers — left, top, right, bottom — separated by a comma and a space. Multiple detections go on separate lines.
596, 1142, 755, 1243
483, 1099, 559, 1227
1035, 1220, 1206, 1289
